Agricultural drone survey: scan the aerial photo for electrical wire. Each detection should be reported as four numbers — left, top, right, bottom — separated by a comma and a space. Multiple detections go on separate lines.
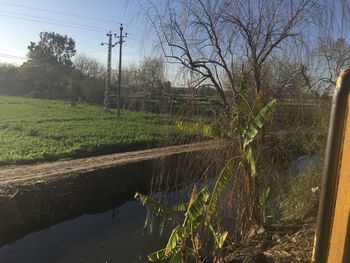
0, 13, 106, 33
0, 53, 26, 60
0, 10, 109, 31
0, 2, 155, 64
0, 1, 121, 25
0, 1, 147, 34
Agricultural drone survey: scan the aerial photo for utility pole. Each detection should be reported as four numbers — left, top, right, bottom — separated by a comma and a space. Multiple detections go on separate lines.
101, 31, 115, 111
115, 24, 127, 117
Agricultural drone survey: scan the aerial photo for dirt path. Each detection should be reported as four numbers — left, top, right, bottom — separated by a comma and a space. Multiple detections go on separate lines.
0, 140, 223, 188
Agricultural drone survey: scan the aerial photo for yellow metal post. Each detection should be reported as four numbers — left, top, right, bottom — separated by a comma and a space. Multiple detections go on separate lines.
313, 68, 350, 262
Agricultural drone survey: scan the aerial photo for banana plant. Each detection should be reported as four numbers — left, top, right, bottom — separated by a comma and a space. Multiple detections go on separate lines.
176, 99, 277, 228
135, 99, 277, 261
209, 225, 228, 262
135, 189, 229, 262
135, 187, 210, 262
135, 159, 234, 262
176, 99, 277, 178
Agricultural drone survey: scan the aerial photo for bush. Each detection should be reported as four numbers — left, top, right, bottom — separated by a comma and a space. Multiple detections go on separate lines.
280, 165, 322, 220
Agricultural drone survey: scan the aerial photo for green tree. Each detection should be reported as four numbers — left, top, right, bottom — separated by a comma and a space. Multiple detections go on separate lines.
28, 31, 76, 66
0, 63, 22, 95
18, 32, 76, 99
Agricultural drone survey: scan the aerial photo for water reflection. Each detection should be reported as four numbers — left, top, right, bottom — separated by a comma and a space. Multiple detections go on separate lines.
0, 200, 166, 263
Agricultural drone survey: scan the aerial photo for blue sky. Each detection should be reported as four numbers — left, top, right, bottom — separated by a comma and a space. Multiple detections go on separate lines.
0, 0, 156, 68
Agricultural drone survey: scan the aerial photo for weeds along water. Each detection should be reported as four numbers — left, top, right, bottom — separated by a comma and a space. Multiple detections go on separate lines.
141, 97, 330, 250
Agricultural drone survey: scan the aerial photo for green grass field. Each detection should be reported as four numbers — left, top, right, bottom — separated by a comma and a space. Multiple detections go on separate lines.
0, 96, 184, 165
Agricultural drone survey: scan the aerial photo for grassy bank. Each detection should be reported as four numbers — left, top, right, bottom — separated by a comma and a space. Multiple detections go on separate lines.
0, 96, 184, 165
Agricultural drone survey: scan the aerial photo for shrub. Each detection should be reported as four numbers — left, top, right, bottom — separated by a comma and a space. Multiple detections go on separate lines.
280, 165, 322, 220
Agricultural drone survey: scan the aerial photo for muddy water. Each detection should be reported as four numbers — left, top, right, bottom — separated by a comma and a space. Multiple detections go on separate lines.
0, 200, 167, 263
0, 148, 217, 262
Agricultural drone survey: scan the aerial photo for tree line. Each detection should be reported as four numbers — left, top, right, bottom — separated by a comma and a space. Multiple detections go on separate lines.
1, 0, 350, 113
0, 31, 171, 106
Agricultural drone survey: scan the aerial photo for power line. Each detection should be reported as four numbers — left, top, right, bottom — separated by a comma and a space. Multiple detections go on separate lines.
0, 1, 147, 34
0, 53, 26, 60
0, 10, 109, 31
78, 38, 101, 46
127, 33, 155, 45
0, 53, 71, 64
0, 13, 106, 33
0, 1, 121, 25
83, 48, 105, 54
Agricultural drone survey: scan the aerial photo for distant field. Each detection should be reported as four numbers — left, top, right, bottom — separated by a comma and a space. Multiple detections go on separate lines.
0, 96, 184, 165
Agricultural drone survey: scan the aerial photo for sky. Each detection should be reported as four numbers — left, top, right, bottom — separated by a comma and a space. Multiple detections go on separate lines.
0, 0, 157, 68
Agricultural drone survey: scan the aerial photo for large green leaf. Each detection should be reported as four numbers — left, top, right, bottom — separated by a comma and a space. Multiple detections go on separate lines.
209, 225, 228, 249
176, 121, 230, 140
244, 146, 256, 177
219, 231, 228, 249
134, 192, 177, 220
148, 249, 167, 261
205, 158, 235, 225
209, 225, 220, 246
165, 226, 187, 256
183, 187, 210, 228
169, 249, 182, 263
172, 202, 189, 212
242, 99, 277, 149
176, 121, 200, 134
201, 124, 230, 140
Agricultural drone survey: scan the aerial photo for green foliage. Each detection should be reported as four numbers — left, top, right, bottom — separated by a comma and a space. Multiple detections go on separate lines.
16, 32, 77, 100
237, 100, 277, 178
209, 225, 228, 260
176, 121, 230, 139
0, 96, 182, 164
243, 146, 256, 177
136, 185, 229, 262
242, 99, 277, 150
259, 187, 271, 223
148, 249, 167, 261
0, 64, 22, 96
281, 165, 322, 219
164, 225, 187, 256
134, 192, 178, 220
176, 99, 277, 179
28, 31, 76, 66
205, 158, 235, 225
176, 98, 277, 232
185, 187, 210, 224
136, 98, 279, 260
172, 203, 189, 212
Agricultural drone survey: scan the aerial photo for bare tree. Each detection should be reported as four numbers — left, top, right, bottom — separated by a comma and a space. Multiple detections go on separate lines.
138, 57, 165, 93
316, 37, 350, 86
73, 54, 105, 79
145, 0, 237, 113
144, 0, 315, 113
69, 54, 106, 103
141, 0, 320, 231
264, 57, 308, 99
297, 37, 350, 98
224, 0, 314, 97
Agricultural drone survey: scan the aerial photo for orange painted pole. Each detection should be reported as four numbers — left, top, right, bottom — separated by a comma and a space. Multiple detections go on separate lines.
313, 68, 350, 263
